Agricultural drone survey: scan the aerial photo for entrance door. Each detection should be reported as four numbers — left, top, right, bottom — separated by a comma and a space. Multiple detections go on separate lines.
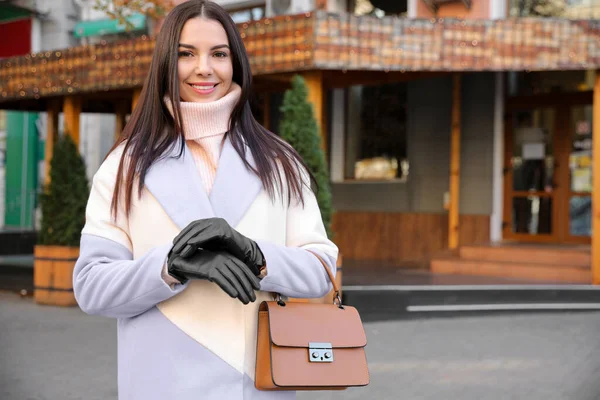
504, 108, 559, 242
504, 95, 593, 244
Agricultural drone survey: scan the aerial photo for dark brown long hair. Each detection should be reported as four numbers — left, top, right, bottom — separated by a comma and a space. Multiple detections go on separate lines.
109, 0, 315, 219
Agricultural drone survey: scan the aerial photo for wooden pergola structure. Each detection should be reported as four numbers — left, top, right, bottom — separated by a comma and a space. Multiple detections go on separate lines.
2, 11, 600, 280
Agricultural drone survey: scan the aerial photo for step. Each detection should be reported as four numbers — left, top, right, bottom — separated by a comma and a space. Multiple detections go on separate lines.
431, 257, 591, 284
343, 284, 600, 321
459, 245, 590, 266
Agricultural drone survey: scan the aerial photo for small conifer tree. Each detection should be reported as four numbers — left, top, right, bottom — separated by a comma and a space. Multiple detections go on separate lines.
279, 75, 333, 237
39, 133, 89, 246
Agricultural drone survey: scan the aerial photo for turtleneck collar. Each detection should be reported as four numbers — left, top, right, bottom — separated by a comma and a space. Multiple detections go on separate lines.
165, 82, 241, 140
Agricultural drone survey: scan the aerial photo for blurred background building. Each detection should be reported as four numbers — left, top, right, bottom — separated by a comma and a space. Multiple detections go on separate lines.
1, 0, 600, 283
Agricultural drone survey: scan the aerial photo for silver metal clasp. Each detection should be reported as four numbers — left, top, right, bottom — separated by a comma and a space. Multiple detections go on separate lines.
308, 342, 333, 363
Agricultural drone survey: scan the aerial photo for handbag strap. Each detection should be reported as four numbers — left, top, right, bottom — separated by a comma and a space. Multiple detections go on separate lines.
270, 250, 342, 306
306, 250, 340, 294
306, 250, 342, 306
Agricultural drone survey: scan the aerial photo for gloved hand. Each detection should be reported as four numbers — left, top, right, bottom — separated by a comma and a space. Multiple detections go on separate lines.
167, 249, 260, 305
171, 218, 265, 276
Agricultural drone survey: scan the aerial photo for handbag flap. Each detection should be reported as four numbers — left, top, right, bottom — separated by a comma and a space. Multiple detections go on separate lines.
262, 301, 367, 348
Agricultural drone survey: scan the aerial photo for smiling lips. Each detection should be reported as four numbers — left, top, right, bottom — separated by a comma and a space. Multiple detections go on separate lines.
188, 82, 219, 95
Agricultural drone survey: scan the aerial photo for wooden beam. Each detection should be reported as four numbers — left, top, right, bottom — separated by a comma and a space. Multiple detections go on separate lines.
253, 80, 292, 93
132, 88, 142, 110
44, 100, 60, 186
592, 71, 600, 284
63, 96, 81, 146
506, 91, 592, 110
321, 70, 449, 89
303, 71, 327, 153
115, 99, 129, 142
255, 73, 297, 83
449, 74, 462, 250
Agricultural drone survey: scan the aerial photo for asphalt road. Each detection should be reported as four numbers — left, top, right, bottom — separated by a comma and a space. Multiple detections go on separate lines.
1, 291, 600, 400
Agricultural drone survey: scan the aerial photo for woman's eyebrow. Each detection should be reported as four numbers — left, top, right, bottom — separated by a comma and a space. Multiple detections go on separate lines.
210, 44, 230, 50
178, 43, 230, 51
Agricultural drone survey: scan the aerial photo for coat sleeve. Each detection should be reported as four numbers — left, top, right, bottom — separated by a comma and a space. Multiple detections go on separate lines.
256, 171, 338, 299
73, 146, 188, 319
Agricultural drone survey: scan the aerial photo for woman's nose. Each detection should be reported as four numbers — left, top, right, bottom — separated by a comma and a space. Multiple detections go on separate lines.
195, 56, 212, 75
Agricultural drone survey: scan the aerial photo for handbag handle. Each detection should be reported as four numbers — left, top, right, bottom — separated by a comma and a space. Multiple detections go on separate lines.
306, 250, 340, 294
305, 250, 343, 307
271, 250, 342, 307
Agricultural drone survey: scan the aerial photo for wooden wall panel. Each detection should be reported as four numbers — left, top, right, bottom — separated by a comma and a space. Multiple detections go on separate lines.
459, 214, 491, 247
332, 212, 490, 268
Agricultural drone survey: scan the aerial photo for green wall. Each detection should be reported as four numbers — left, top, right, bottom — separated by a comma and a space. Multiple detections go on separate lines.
5, 111, 38, 228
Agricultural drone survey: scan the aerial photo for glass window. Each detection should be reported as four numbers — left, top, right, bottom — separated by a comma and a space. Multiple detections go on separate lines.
568, 105, 593, 237
509, 0, 600, 18
569, 105, 593, 193
511, 109, 555, 192
230, 5, 266, 23
512, 196, 553, 235
510, 108, 555, 236
345, 83, 408, 181
563, 0, 600, 19
352, 0, 407, 16
570, 196, 591, 236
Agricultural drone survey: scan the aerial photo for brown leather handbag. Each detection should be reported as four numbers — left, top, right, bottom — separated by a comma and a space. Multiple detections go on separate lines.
255, 251, 370, 391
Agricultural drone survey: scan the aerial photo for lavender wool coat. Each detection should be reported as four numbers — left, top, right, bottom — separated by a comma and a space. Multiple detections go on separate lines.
73, 137, 338, 400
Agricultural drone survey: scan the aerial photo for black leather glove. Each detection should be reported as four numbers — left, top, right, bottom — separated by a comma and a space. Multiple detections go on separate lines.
171, 218, 265, 276
167, 250, 260, 305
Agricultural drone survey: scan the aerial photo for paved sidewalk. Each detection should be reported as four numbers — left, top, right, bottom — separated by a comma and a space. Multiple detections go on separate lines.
2, 291, 600, 400
0, 293, 117, 400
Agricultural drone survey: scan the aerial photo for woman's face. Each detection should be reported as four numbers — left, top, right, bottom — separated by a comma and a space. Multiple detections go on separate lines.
177, 17, 233, 103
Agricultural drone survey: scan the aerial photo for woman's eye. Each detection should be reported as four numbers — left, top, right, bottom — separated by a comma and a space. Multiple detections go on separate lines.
214, 52, 228, 58
178, 51, 193, 58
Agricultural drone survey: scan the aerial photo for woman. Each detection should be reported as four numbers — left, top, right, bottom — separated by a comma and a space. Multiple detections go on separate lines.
73, 1, 338, 399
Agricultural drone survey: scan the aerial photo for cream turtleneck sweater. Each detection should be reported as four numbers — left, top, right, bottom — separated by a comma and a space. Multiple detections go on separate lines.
168, 83, 241, 193
162, 83, 241, 286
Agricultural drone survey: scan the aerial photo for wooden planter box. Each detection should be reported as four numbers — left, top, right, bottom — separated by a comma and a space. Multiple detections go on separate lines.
33, 245, 79, 307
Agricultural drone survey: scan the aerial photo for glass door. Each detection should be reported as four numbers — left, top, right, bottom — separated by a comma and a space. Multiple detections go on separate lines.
504, 108, 559, 242
566, 105, 593, 242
